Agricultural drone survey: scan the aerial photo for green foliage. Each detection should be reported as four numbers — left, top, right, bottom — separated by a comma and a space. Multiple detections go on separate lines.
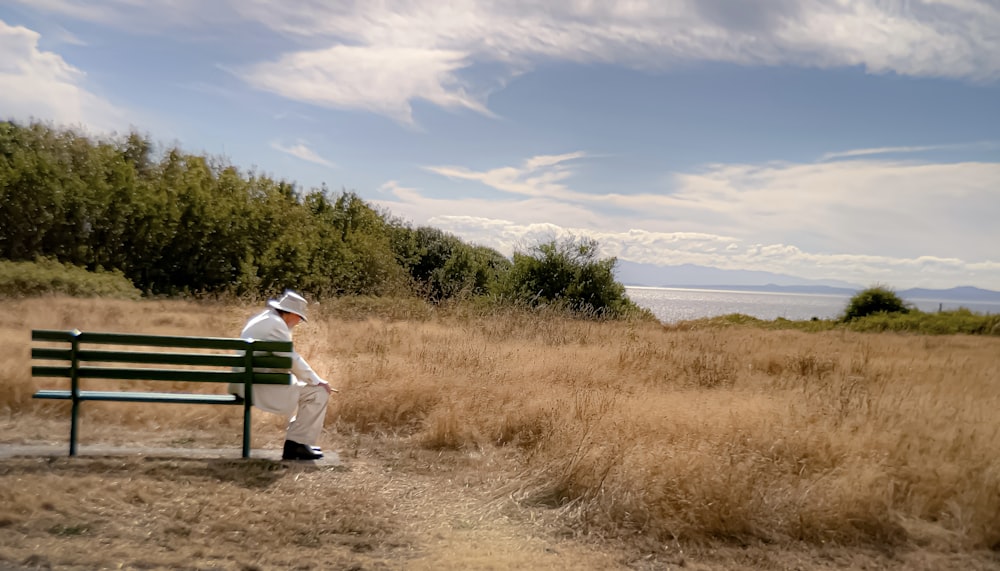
845, 308, 1000, 335
389, 225, 511, 302
496, 237, 645, 318
673, 313, 839, 332
0, 120, 644, 322
0, 121, 414, 300
0, 259, 141, 299
676, 309, 1000, 336
842, 285, 910, 321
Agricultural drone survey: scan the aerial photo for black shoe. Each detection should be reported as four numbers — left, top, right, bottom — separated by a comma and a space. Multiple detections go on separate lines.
282, 440, 323, 461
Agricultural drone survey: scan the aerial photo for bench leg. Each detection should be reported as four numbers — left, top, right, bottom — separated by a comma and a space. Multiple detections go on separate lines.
70, 398, 79, 457
242, 399, 251, 459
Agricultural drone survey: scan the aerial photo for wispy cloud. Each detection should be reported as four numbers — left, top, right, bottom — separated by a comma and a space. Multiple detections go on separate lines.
424, 152, 586, 198
239, 1, 1000, 122
50, 23, 87, 46
270, 140, 336, 168
820, 141, 997, 161
10, 0, 238, 33
821, 145, 952, 161
19, 1, 1000, 123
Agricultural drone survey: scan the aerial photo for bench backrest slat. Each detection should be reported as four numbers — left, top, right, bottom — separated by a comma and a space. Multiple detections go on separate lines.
31, 349, 291, 370
75, 350, 243, 367
32, 347, 72, 361
32, 329, 292, 352
32, 330, 77, 342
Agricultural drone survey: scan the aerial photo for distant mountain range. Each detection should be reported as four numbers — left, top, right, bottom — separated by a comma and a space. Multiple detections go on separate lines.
615, 261, 1000, 302
615, 261, 861, 289
894, 286, 1000, 302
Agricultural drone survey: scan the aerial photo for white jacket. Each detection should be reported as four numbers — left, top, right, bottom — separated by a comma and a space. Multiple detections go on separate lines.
228, 308, 325, 415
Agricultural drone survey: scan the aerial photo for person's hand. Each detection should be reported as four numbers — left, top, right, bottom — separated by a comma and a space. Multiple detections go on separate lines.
316, 379, 339, 394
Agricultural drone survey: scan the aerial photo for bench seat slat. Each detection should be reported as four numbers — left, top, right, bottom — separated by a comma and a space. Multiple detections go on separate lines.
33, 389, 243, 405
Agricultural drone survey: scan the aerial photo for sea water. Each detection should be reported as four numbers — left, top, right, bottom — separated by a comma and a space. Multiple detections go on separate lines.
625, 286, 1000, 323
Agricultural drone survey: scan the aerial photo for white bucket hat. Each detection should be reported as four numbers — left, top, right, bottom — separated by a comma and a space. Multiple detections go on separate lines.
267, 290, 309, 321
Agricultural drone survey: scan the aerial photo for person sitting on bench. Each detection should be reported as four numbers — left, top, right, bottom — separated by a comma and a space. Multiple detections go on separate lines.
229, 290, 336, 460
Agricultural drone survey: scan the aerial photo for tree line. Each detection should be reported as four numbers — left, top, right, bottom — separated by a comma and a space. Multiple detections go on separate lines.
0, 121, 642, 318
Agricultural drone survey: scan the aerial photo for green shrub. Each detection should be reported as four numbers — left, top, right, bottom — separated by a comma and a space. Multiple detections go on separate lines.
673, 307, 999, 336
0, 259, 141, 299
673, 313, 838, 332
495, 237, 645, 319
841, 285, 909, 321
846, 309, 1000, 335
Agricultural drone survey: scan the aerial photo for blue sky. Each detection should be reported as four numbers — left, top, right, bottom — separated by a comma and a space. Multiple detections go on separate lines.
2, 1, 999, 290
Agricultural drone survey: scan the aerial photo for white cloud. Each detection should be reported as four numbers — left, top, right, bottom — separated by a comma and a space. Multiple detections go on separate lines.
270, 140, 336, 168
21, 1, 998, 122
375, 179, 602, 229
242, 45, 491, 125
0, 19, 131, 131
236, 0, 1000, 121
376, 153, 1000, 289
660, 160, 1000, 261
419, 153, 1000, 262
410, 217, 1000, 290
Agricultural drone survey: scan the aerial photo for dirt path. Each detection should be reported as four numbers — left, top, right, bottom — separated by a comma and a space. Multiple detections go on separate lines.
2, 437, 998, 570
338, 445, 631, 570
0, 438, 633, 570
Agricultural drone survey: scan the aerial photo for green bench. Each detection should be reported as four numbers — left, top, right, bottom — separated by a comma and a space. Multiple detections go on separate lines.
31, 329, 293, 458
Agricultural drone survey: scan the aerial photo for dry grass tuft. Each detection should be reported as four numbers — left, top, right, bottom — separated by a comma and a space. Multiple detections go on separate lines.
3, 296, 1000, 568
0, 455, 399, 569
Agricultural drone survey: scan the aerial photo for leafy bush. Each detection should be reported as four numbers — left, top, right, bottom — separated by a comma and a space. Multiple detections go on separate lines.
0, 121, 410, 298
0, 259, 141, 299
670, 313, 838, 332
495, 237, 649, 319
842, 286, 909, 321
390, 226, 511, 302
846, 309, 1000, 335
674, 308, 1000, 336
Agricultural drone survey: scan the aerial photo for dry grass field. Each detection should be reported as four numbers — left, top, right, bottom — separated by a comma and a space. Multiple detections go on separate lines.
1, 296, 999, 570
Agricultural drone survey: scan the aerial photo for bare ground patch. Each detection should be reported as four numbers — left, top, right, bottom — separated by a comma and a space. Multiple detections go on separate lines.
2, 425, 998, 571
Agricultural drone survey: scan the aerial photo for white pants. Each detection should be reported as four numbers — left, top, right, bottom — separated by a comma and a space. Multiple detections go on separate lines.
284, 384, 329, 445
231, 382, 330, 446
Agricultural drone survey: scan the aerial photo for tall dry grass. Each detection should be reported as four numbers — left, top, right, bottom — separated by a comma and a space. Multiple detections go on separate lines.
3, 297, 999, 552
